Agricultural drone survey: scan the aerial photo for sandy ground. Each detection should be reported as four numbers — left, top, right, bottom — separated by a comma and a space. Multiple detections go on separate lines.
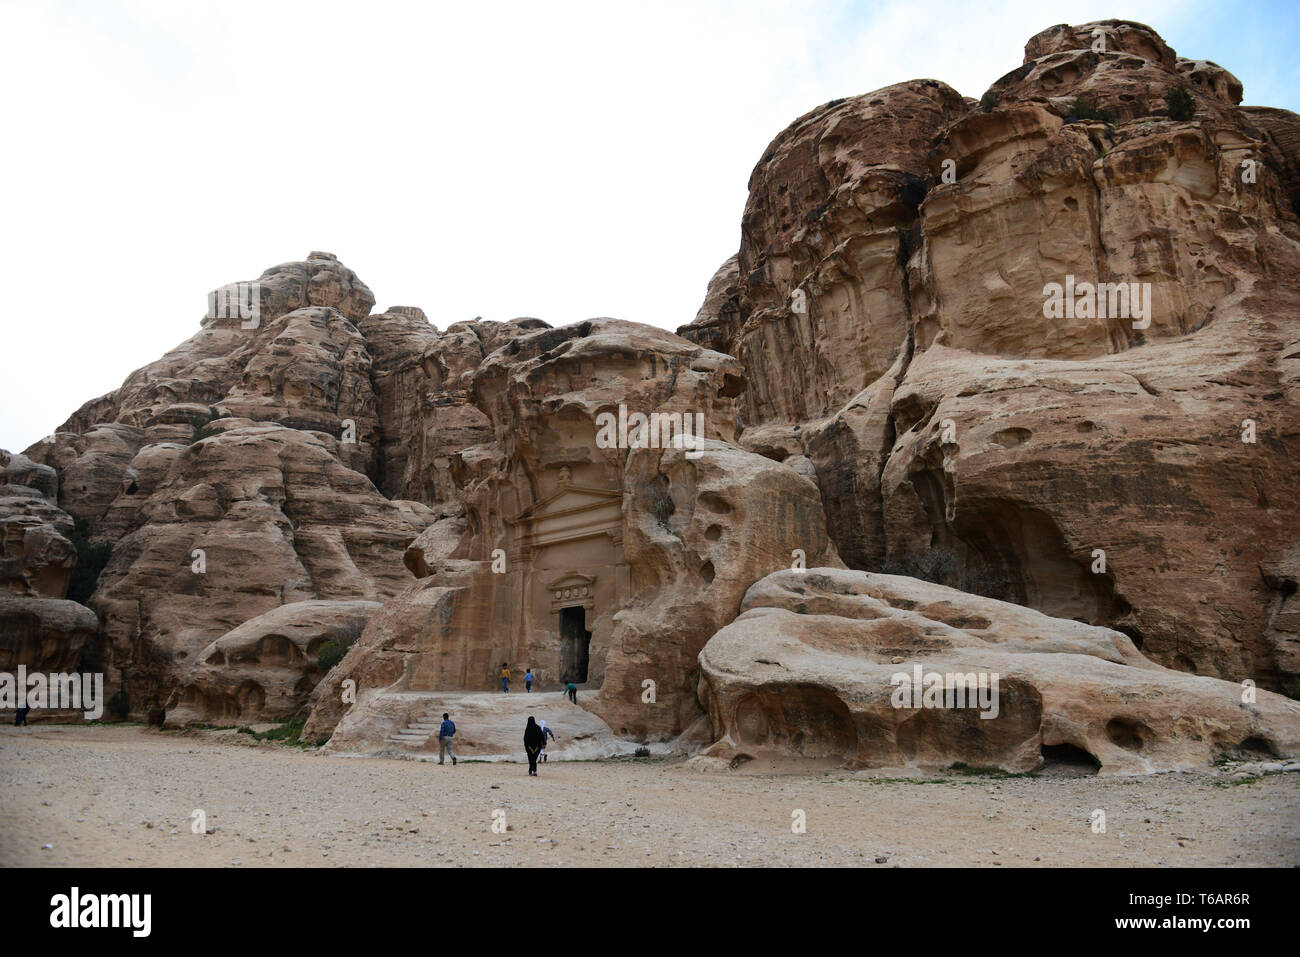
2, 724, 1298, 867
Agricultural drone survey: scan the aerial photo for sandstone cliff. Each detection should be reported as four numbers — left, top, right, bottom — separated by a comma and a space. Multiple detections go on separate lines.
680, 18, 1300, 697
8, 18, 1299, 774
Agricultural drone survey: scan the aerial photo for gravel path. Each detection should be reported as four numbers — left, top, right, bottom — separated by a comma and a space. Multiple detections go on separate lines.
2, 724, 1297, 867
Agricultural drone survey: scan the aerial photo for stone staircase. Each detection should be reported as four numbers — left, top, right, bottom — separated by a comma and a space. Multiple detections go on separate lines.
386, 711, 444, 748
374, 691, 610, 757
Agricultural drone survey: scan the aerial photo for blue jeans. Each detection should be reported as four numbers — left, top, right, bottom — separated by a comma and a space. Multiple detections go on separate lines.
501, 678, 509, 692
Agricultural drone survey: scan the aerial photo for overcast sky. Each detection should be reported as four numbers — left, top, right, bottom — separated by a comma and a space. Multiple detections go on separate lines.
2, 0, 1296, 453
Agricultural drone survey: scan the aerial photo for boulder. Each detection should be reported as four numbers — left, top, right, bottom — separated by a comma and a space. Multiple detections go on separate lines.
164, 599, 381, 726
699, 569, 1300, 774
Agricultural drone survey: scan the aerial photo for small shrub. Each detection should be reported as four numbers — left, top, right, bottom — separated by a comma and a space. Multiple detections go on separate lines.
247, 716, 307, 745
650, 488, 674, 528
189, 407, 225, 444
1070, 97, 1116, 124
979, 90, 999, 112
1164, 85, 1195, 121
634, 746, 651, 757
316, 637, 355, 672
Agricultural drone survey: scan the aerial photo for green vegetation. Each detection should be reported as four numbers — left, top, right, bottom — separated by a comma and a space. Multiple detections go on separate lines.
1069, 97, 1117, 124
238, 716, 313, 747
979, 90, 999, 113
67, 515, 112, 605
634, 746, 651, 757
189, 406, 225, 444
316, 636, 356, 672
1164, 85, 1195, 121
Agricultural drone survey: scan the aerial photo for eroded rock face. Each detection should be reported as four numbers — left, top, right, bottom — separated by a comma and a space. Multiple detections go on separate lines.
90, 423, 431, 716
304, 319, 836, 745
0, 597, 98, 674
687, 80, 969, 427
1, 450, 77, 599
0, 450, 98, 684
680, 19, 1300, 695
699, 569, 1300, 773
17, 255, 442, 721
164, 599, 381, 727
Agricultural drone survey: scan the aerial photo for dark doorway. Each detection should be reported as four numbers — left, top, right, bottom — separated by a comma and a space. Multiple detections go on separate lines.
559, 606, 591, 684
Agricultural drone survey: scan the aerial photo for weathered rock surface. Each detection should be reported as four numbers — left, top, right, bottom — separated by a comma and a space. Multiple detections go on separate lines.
699, 569, 1300, 773
89, 423, 431, 716
12, 19, 1299, 776
0, 449, 97, 685
0, 597, 98, 673
304, 319, 836, 746
164, 599, 381, 727
1, 450, 77, 599
680, 19, 1300, 695
18, 255, 439, 721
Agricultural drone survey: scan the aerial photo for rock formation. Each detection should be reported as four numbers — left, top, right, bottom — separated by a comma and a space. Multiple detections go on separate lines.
21, 254, 438, 718
680, 18, 1300, 698
303, 319, 836, 744
164, 599, 381, 727
0, 448, 98, 687
11, 19, 1300, 771
698, 569, 1300, 774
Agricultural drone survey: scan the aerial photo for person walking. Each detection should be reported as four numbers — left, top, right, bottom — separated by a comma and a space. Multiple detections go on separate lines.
438, 712, 456, 766
14, 703, 29, 726
565, 681, 577, 704
524, 716, 544, 775
524, 668, 534, 692
539, 718, 556, 762
500, 662, 510, 693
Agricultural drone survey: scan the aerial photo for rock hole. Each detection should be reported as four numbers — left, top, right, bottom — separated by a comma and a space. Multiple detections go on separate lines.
1040, 743, 1101, 775
705, 524, 722, 542
698, 491, 732, 514
1064, 197, 1079, 211
990, 427, 1032, 448
700, 561, 716, 584
1114, 624, 1143, 649
1105, 717, 1148, 751
1234, 736, 1275, 757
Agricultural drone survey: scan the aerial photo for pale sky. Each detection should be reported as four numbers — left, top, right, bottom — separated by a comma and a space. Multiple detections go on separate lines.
2, 0, 1296, 453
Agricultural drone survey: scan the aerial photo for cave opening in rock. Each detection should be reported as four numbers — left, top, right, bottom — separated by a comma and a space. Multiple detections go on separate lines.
559, 606, 591, 684
1040, 743, 1101, 774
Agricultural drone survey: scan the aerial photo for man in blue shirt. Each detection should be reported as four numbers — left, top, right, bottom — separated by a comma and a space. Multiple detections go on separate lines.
438, 712, 457, 765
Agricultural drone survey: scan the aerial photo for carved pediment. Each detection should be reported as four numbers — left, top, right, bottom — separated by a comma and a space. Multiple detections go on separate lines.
508, 484, 621, 525
508, 482, 622, 552
549, 572, 596, 610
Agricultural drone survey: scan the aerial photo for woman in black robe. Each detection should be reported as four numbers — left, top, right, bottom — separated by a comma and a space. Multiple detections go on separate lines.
524, 715, 544, 775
